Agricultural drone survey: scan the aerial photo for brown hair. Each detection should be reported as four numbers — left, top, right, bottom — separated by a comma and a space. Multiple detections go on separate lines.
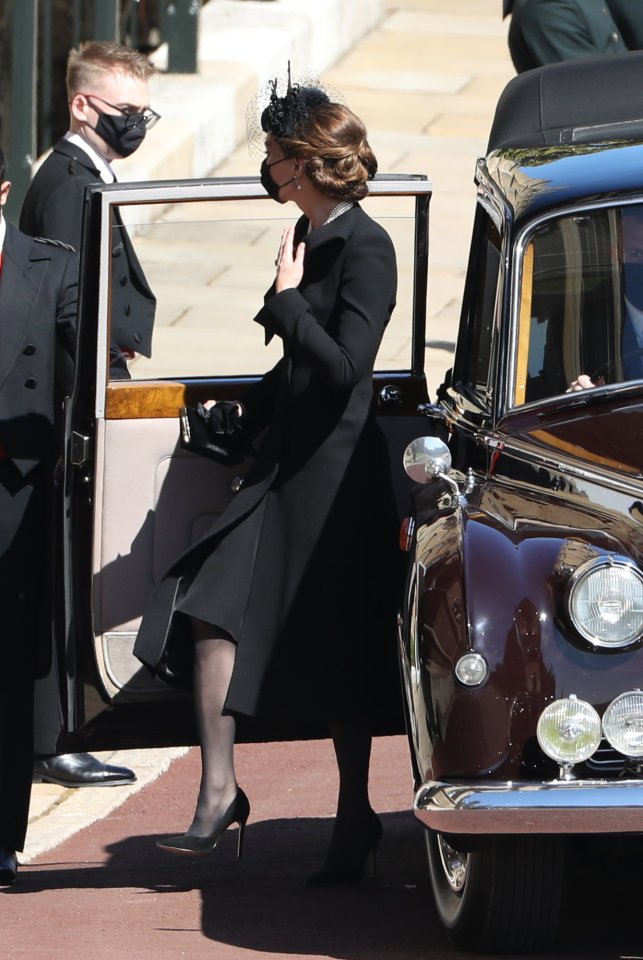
276, 102, 377, 202
66, 41, 156, 98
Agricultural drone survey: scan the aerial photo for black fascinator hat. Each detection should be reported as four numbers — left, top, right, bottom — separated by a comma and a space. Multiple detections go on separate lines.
247, 63, 345, 156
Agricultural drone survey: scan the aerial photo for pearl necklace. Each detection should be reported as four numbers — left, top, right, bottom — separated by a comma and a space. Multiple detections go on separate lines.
322, 200, 354, 226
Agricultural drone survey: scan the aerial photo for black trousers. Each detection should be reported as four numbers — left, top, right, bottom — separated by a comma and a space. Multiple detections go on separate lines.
0, 468, 49, 851
0, 624, 36, 851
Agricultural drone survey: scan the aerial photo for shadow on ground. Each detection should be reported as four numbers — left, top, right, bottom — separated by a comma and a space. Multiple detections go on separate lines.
7, 814, 643, 959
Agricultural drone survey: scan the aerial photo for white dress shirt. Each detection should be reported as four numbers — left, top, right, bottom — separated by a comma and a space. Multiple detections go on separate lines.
64, 132, 116, 184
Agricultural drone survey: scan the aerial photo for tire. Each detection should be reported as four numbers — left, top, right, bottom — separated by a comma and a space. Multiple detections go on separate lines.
425, 830, 566, 954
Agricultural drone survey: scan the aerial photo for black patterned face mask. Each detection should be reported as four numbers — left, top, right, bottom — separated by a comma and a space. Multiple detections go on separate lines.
260, 156, 295, 203
94, 110, 147, 157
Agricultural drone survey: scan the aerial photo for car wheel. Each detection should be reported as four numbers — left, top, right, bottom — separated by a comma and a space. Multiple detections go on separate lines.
425, 830, 566, 953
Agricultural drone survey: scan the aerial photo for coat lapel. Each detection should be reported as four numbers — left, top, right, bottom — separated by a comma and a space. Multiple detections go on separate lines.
0, 224, 46, 391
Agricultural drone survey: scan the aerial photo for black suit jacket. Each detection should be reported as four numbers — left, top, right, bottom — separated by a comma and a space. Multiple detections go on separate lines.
0, 223, 77, 478
0, 222, 77, 852
19, 137, 155, 358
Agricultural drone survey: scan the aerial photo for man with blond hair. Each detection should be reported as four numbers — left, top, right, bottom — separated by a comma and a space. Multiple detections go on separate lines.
21, 41, 158, 367
19, 41, 160, 789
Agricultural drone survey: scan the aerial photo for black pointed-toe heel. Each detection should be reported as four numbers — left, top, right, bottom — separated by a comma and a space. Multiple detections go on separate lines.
157, 787, 250, 858
307, 812, 383, 886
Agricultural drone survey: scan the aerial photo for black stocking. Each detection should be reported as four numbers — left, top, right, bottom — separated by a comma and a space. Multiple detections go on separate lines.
325, 718, 376, 853
186, 617, 238, 838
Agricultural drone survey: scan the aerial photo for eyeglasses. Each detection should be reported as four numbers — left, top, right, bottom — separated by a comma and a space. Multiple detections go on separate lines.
81, 93, 161, 130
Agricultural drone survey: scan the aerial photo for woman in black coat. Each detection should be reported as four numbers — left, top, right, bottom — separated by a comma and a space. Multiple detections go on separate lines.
134, 75, 399, 883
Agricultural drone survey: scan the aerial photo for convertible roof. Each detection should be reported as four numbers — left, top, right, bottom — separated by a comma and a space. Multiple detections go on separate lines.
487, 51, 643, 152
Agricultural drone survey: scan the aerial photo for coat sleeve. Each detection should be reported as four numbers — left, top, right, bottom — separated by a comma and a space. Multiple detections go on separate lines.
253, 227, 397, 393
517, 0, 624, 62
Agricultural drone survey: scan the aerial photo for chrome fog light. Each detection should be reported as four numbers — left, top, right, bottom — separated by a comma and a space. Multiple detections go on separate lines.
568, 556, 643, 648
537, 696, 602, 764
603, 691, 643, 757
454, 652, 488, 686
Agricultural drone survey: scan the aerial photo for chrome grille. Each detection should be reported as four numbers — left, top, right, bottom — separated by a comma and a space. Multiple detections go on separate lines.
584, 740, 628, 776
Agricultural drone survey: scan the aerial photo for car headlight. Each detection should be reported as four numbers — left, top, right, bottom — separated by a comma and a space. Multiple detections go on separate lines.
537, 696, 602, 764
567, 555, 643, 648
603, 691, 643, 758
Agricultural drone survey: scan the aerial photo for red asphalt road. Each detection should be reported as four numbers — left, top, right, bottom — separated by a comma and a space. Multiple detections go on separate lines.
2, 736, 642, 960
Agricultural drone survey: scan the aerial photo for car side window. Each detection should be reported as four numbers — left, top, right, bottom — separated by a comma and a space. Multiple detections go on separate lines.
452, 208, 502, 410
518, 204, 643, 405
105, 194, 419, 383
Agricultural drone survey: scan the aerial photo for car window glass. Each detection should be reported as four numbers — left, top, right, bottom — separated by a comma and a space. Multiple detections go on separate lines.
519, 204, 643, 405
107, 195, 418, 383
452, 209, 501, 408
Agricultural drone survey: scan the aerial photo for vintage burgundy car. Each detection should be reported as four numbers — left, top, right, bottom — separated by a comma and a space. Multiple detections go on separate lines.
399, 53, 643, 953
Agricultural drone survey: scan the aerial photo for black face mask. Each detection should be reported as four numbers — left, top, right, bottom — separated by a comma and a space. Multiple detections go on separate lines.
260, 157, 295, 203
94, 110, 147, 158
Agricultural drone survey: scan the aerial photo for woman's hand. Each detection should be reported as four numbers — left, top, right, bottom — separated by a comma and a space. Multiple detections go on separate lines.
275, 225, 305, 293
566, 374, 595, 392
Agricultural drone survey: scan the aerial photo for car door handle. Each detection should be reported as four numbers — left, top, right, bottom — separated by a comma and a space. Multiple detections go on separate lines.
378, 384, 402, 406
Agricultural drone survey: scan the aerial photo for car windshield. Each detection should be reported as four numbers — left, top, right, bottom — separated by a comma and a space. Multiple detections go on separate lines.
516, 203, 643, 405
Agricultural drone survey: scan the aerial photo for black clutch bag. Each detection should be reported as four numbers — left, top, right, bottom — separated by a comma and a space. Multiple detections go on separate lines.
179, 402, 247, 464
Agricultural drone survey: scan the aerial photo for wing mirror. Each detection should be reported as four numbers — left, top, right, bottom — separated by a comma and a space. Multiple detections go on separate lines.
403, 436, 452, 484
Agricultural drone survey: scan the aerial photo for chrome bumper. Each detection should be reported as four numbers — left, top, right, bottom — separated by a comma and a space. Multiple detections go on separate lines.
415, 779, 643, 834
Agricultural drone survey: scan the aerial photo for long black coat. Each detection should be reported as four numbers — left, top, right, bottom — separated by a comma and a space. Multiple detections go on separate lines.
0, 223, 77, 851
135, 204, 402, 722
19, 137, 155, 358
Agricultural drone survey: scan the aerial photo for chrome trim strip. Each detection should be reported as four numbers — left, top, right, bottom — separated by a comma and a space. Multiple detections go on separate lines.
94, 176, 434, 208
415, 779, 643, 834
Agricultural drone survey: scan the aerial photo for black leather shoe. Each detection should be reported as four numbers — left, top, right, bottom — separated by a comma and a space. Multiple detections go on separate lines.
0, 848, 17, 885
33, 753, 136, 787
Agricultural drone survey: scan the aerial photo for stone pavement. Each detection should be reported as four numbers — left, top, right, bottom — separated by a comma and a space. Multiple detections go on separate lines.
24, 0, 514, 864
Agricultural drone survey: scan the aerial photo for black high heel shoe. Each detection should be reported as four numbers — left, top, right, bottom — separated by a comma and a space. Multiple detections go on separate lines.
307, 812, 383, 886
157, 787, 250, 858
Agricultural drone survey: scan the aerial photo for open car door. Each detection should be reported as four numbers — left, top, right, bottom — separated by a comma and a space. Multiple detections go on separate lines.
59, 174, 433, 751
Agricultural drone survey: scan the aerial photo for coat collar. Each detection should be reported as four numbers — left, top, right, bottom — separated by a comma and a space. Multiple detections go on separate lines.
296, 203, 360, 254
52, 137, 102, 178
